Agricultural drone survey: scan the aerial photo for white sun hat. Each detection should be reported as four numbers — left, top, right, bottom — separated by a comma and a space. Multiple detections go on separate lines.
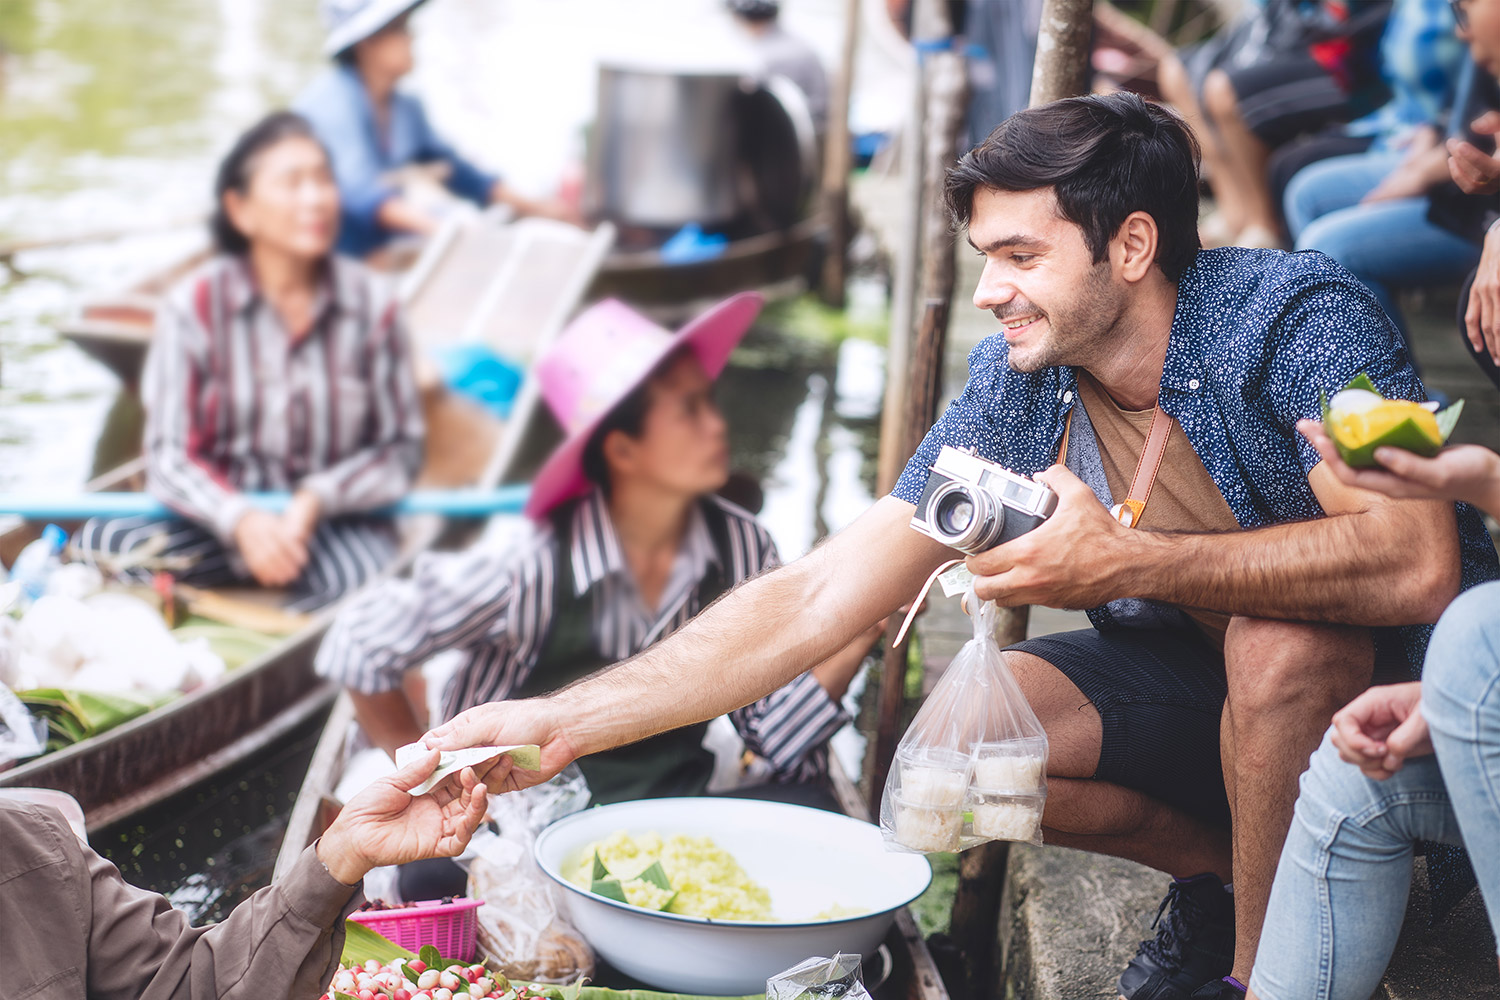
320, 0, 426, 58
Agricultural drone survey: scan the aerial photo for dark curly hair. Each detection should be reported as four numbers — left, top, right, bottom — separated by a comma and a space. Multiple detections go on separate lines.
209, 111, 329, 255
945, 92, 1202, 282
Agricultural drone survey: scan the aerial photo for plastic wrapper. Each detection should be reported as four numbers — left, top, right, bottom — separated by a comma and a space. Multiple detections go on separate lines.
461, 767, 595, 983
766, 953, 870, 1000
880, 586, 1048, 853
0, 681, 46, 769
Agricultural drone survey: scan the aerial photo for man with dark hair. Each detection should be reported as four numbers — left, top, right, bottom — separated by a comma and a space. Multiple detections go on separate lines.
426, 91, 1498, 1000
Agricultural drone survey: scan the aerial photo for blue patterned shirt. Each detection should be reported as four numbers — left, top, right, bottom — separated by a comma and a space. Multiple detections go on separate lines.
893, 247, 1499, 672
1345, 0, 1466, 149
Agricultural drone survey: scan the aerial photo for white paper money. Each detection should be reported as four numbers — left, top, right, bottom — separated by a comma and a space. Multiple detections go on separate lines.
395, 742, 543, 795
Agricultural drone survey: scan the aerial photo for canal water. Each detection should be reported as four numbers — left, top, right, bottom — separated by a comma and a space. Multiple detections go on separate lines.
1, 0, 893, 916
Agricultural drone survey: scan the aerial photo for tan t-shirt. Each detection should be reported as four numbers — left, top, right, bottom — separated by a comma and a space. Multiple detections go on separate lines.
1073, 371, 1240, 647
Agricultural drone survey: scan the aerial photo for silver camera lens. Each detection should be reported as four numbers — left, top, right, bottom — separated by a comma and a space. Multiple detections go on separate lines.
928, 481, 1005, 552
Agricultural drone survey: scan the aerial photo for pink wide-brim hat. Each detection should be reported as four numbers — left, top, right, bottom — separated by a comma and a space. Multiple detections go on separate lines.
524, 292, 764, 519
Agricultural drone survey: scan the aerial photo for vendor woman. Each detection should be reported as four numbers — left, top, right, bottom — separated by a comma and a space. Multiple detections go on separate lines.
296, 0, 577, 258
78, 111, 425, 611
317, 295, 880, 807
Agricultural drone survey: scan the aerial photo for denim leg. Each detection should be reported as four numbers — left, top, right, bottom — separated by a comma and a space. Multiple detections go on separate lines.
1293, 197, 1483, 336
1248, 731, 1465, 1000
1422, 581, 1500, 952
1282, 151, 1403, 239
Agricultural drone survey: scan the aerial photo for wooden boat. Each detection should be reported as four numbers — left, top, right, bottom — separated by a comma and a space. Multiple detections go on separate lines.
59, 216, 823, 385
0, 217, 616, 833
275, 694, 950, 1000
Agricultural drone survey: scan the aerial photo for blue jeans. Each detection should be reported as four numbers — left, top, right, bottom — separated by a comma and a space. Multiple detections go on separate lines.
1249, 582, 1500, 1000
1283, 151, 1481, 333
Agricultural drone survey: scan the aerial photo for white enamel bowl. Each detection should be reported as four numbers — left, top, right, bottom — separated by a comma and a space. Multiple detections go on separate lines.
533, 797, 932, 996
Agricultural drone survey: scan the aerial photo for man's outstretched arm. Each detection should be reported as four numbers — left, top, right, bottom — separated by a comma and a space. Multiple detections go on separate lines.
428, 496, 953, 787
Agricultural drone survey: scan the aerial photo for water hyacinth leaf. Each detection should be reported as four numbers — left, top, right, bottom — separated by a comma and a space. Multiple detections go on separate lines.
590, 878, 629, 903
337, 993, 360, 1000
591, 851, 609, 881
403, 963, 422, 985
636, 861, 673, 892
420, 944, 444, 971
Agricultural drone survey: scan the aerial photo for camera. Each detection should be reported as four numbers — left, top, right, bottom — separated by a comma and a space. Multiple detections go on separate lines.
909, 446, 1058, 554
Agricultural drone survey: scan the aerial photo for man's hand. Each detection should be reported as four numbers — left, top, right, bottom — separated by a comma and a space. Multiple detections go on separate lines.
1330, 681, 1433, 780
966, 464, 1129, 608
233, 509, 309, 587
316, 749, 490, 885
423, 698, 579, 794
1465, 227, 1500, 366
1446, 113, 1500, 195
1298, 419, 1500, 516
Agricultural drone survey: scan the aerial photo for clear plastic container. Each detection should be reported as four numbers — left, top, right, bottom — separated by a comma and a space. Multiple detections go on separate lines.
972, 739, 1047, 795
890, 793, 964, 853
893, 747, 971, 809
965, 790, 1044, 842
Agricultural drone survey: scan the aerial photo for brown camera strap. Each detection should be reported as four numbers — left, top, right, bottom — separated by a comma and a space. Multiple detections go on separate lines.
1112, 405, 1172, 528
1057, 397, 1173, 529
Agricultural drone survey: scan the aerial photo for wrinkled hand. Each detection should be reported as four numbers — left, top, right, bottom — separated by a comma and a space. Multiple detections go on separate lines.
234, 508, 308, 587
1330, 681, 1432, 780
965, 464, 1127, 609
1446, 113, 1500, 195
1465, 230, 1500, 366
317, 749, 490, 885
424, 698, 578, 794
1298, 420, 1500, 514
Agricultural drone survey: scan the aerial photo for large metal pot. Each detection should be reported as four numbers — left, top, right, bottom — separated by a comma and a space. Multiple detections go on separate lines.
585, 64, 818, 233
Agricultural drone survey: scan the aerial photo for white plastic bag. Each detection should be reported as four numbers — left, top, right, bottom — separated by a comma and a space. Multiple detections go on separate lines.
879, 585, 1048, 853
461, 767, 595, 983
766, 953, 870, 1000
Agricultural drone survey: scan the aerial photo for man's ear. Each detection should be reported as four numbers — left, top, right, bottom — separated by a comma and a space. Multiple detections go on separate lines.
1113, 211, 1159, 283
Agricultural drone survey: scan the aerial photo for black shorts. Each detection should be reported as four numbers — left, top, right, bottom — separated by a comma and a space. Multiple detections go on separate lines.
1008, 627, 1231, 829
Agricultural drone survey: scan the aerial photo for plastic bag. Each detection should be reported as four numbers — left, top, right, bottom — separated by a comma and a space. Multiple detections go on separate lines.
766, 953, 871, 1000
0, 681, 46, 769
461, 767, 595, 983
879, 585, 1048, 853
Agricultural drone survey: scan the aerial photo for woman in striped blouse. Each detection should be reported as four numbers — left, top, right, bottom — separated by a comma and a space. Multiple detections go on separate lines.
317, 296, 879, 811
79, 112, 424, 610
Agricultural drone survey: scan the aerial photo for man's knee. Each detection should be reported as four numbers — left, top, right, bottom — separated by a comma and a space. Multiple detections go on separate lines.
1224, 618, 1374, 718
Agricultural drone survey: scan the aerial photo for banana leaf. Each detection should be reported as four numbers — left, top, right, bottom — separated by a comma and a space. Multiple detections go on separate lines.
18, 687, 171, 752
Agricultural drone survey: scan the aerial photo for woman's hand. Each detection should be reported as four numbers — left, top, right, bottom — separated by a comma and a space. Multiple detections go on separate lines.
1446, 112, 1500, 195
1465, 225, 1500, 367
1330, 682, 1432, 780
316, 748, 490, 885
1298, 420, 1500, 518
282, 490, 322, 544
233, 509, 309, 587
1362, 132, 1450, 204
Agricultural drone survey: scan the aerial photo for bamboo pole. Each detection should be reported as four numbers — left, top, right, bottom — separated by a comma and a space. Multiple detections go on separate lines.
865, 0, 968, 802
1029, 0, 1095, 107
819, 0, 863, 307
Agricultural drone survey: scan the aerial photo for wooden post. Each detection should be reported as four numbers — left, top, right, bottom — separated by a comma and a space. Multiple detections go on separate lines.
1029, 0, 1095, 107
819, 0, 862, 307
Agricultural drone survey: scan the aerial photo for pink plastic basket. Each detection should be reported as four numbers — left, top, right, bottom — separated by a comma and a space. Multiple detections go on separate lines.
349, 898, 485, 961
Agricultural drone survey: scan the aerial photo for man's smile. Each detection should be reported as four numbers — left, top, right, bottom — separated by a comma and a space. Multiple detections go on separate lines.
1000, 313, 1043, 339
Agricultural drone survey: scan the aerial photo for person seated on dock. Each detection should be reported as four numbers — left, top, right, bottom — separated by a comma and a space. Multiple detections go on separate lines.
1, 748, 489, 1000
296, 0, 579, 260
726, 0, 830, 132
1247, 428, 1500, 1000
422, 93, 1498, 1000
77, 111, 425, 612
316, 294, 880, 810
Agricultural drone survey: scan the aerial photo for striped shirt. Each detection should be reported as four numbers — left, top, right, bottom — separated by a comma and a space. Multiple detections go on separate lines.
316, 489, 849, 783
144, 254, 425, 542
